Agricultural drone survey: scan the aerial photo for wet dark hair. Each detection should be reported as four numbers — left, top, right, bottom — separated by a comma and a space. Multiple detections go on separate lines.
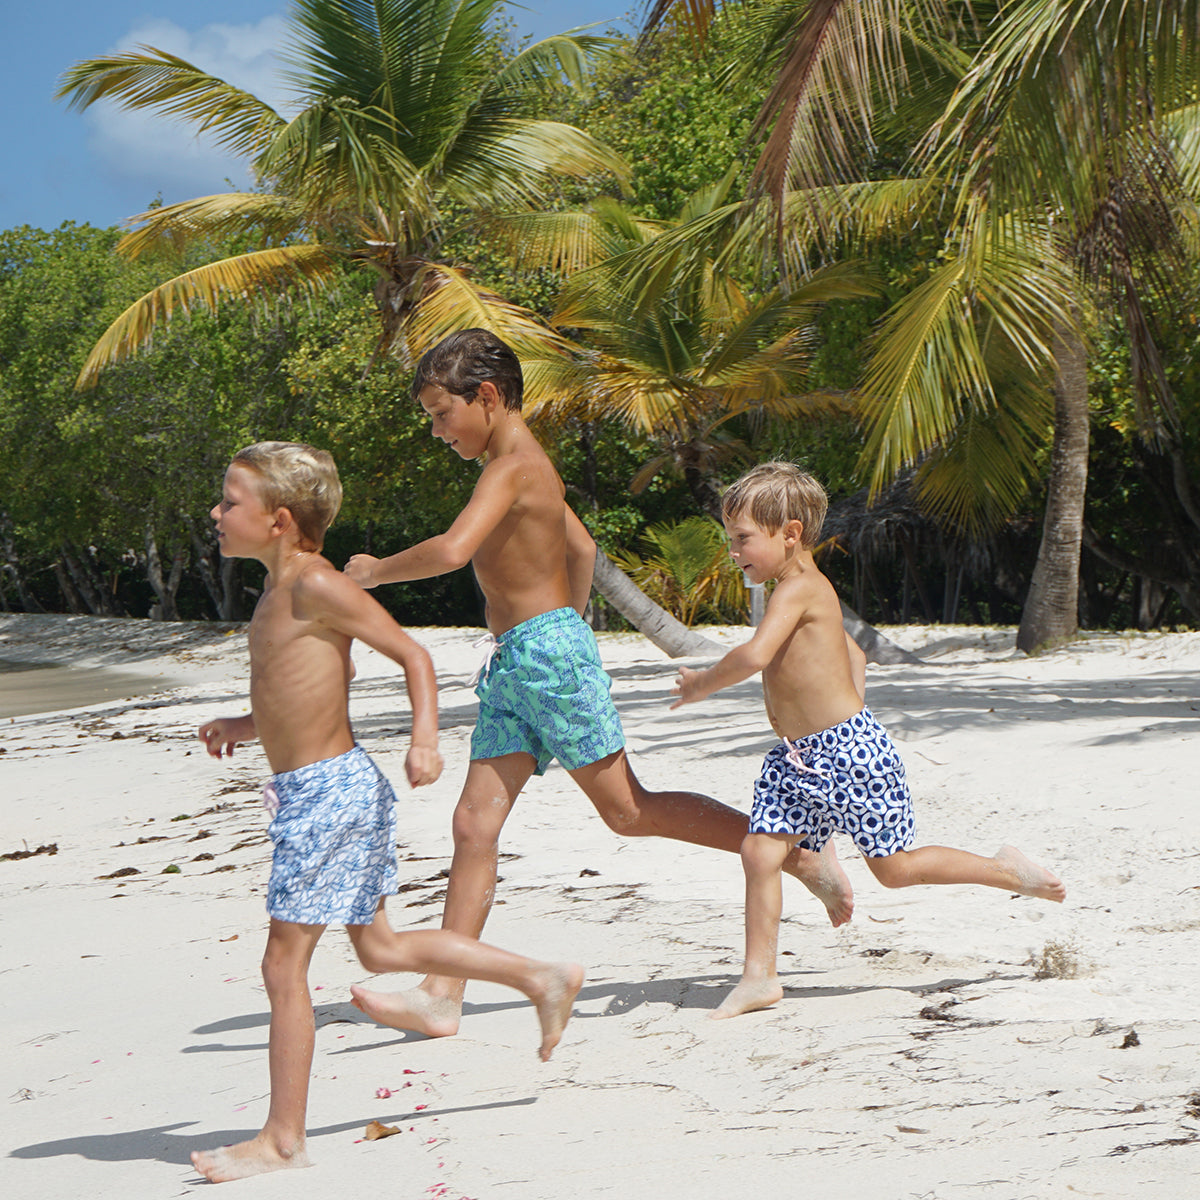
410, 328, 524, 411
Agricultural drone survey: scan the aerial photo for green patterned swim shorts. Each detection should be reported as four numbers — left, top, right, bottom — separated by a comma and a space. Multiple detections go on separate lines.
471, 607, 625, 775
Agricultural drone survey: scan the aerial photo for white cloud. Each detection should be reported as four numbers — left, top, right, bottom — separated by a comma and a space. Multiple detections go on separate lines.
83, 15, 294, 208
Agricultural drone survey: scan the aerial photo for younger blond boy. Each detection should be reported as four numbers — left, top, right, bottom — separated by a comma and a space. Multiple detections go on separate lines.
672, 462, 1065, 1020
190, 442, 581, 1183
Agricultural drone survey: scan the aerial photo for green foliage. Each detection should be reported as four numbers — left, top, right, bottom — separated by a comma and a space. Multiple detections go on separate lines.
57, 0, 627, 384
612, 515, 746, 624
565, 16, 765, 220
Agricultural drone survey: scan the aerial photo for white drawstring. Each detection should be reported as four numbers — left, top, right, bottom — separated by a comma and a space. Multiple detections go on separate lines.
262, 780, 281, 818
468, 632, 498, 686
783, 738, 829, 780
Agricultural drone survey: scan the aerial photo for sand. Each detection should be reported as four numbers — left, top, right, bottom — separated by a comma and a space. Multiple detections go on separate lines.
1, 612, 1197, 1198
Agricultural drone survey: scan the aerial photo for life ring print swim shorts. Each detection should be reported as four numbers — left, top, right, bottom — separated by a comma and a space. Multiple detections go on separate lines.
750, 707, 915, 857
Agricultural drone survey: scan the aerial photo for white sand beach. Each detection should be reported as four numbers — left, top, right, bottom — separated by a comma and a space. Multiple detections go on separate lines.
1, 612, 1197, 1198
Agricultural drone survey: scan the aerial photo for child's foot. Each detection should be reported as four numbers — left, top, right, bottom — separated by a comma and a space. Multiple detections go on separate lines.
710, 977, 784, 1020
529, 962, 584, 1061
995, 845, 1066, 902
350, 984, 461, 1037
786, 847, 854, 926
191, 1133, 309, 1182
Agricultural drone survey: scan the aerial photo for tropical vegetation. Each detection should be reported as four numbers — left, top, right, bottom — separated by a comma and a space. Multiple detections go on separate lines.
0, 0, 1196, 646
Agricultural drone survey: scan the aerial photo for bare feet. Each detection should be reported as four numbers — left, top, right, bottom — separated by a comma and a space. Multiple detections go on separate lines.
191, 1133, 309, 1183
785, 844, 854, 926
529, 962, 584, 1061
710, 977, 784, 1020
350, 984, 461, 1038
995, 845, 1066, 903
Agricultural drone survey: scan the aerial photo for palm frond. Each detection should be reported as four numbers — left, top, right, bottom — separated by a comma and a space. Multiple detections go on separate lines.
76, 244, 338, 388
858, 208, 1075, 494
397, 261, 575, 367
699, 262, 879, 385
490, 31, 618, 93
258, 97, 430, 220
750, 0, 952, 202
116, 193, 312, 258
56, 48, 283, 159
641, 1, 720, 44
473, 205, 665, 276
436, 118, 630, 208
932, 0, 1200, 217
912, 383, 1052, 536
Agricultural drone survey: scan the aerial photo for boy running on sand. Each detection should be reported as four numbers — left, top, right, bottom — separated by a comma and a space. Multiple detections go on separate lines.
191, 442, 581, 1184
343, 329, 853, 1038
671, 462, 1066, 1020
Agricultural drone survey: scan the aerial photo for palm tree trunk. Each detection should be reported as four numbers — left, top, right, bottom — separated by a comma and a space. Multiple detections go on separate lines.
591, 549, 723, 657
839, 601, 922, 665
1017, 319, 1090, 653
593, 548, 921, 665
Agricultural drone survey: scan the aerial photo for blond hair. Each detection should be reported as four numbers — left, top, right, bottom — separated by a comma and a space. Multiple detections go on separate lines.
231, 442, 342, 549
721, 462, 828, 549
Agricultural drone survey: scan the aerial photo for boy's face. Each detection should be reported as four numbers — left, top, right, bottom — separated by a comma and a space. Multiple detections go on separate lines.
418, 383, 493, 459
723, 510, 798, 584
210, 464, 276, 558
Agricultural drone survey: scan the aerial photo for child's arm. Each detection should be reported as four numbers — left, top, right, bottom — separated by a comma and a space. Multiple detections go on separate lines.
299, 568, 442, 786
564, 504, 596, 616
671, 577, 805, 709
845, 631, 866, 700
344, 459, 521, 588
199, 714, 256, 759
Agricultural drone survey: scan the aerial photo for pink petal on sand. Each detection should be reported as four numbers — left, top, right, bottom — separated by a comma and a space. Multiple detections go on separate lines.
375, 1087, 392, 1099
414, 1104, 428, 1111
402, 1068, 423, 1074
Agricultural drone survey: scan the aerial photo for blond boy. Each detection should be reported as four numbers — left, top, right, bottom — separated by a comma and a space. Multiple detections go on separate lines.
190, 442, 582, 1183
342, 330, 853, 1039
672, 462, 1066, 1019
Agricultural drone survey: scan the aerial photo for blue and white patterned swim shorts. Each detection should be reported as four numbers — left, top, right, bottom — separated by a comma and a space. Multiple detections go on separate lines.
266, 745, 398, 926
471, 607, 625, 776
750, 708, 915, 858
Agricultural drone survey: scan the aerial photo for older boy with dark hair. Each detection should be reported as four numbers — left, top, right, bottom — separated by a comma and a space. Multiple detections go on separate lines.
343, 330, 854, 1039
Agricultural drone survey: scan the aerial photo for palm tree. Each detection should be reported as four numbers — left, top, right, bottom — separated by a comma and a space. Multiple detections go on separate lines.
612, 515, 747, 625
644, 0, 1200, 650
57, 0, 628, 385
494, 177, 876, 516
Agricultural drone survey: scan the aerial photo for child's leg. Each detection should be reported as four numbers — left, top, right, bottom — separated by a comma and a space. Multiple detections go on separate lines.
347, 906, 582, 1060
346, 752, 535, 1037
864, 843, 1065, 901
712, 832, 797, 1019
191, 920, 325, 1183
569, 749, 854, 926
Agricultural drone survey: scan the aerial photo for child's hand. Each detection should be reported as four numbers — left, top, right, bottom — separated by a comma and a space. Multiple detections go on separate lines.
199, 719, 241, 759
344, 554, 380, 588
405, 744, 443, 787
670, 666, 706, 710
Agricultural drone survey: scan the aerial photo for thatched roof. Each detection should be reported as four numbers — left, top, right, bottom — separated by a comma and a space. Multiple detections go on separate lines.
821, 476, 938, 560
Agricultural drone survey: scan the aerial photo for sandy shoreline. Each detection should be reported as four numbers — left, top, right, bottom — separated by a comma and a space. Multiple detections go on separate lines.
1, 614, 1198, 1198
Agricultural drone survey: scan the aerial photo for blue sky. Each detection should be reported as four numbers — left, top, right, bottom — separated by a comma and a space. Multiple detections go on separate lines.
5, 2, 639, 232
